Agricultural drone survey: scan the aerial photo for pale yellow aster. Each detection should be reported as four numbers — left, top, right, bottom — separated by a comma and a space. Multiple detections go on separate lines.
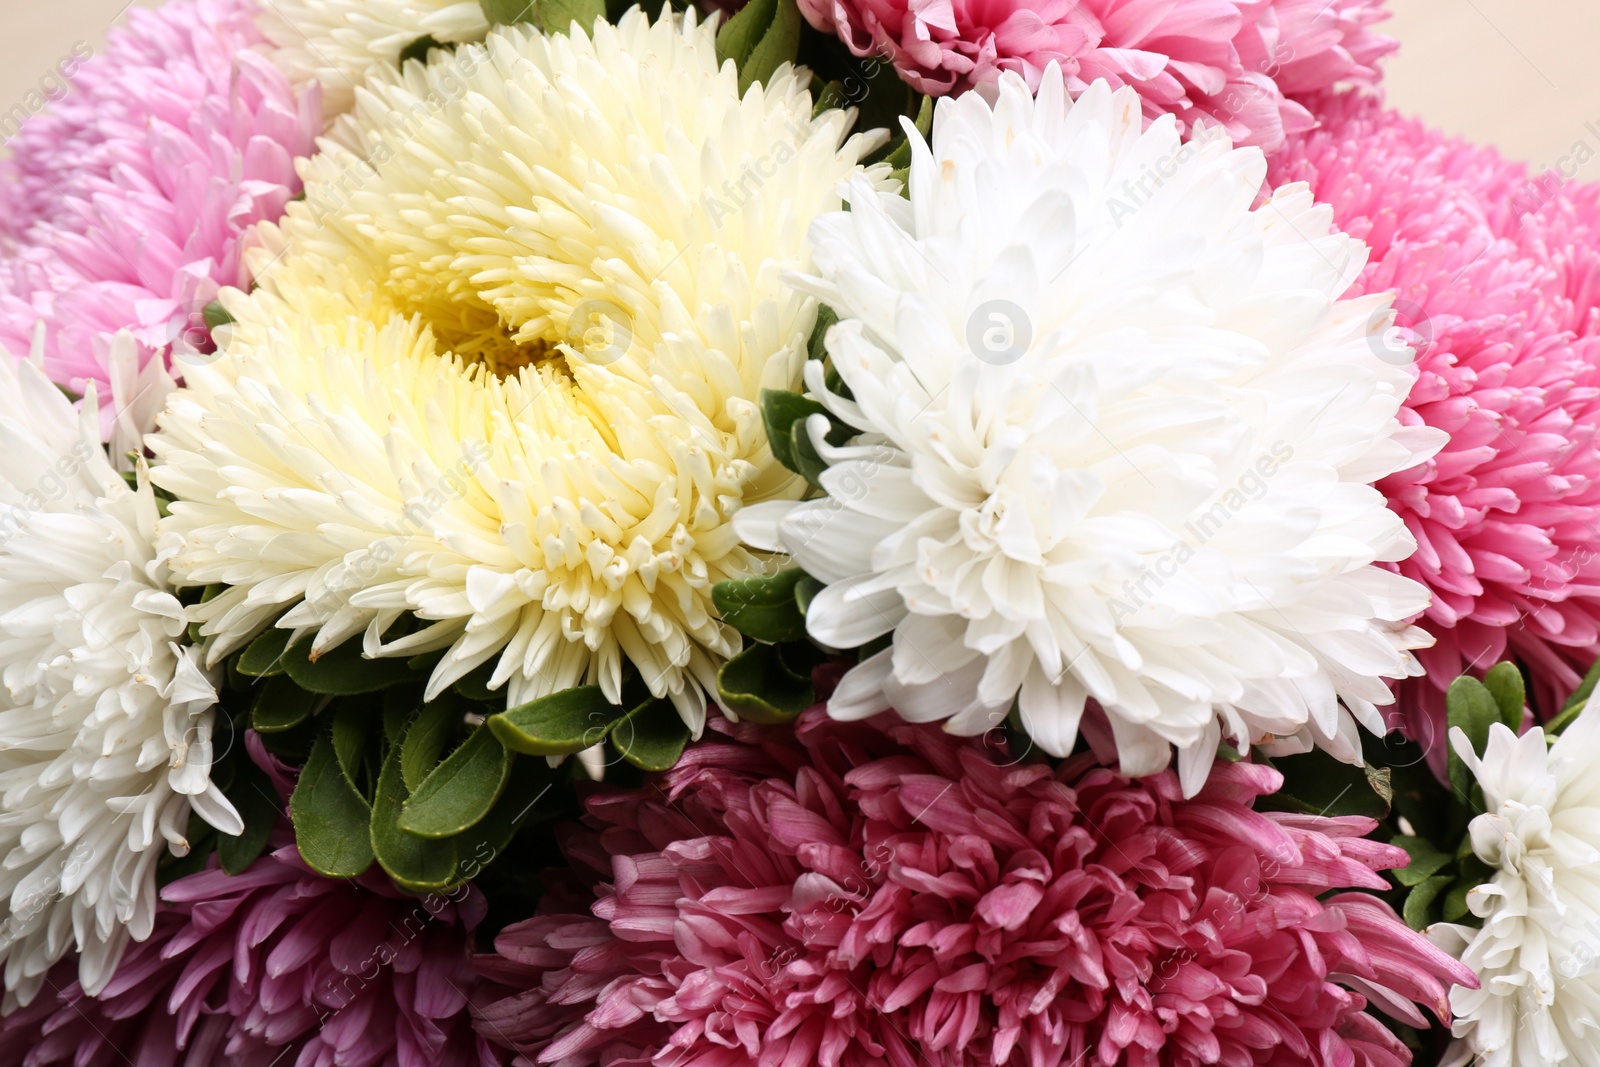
258, 0, 492, 115
150, 9, 889, 731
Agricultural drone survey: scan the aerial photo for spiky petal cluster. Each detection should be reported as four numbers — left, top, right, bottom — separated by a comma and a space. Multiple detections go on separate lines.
740, 71, 1441, 789
795, 0, 1394, 149
0, 840, 495, 1067
473, 703, 1470, 1067
257, 0, 491, 116
150, 10, 888, 733
1431, 695, 1600, 1067
0, 0, 318, 447
0, 349, 238, 1007
1267, 92, 1600, 757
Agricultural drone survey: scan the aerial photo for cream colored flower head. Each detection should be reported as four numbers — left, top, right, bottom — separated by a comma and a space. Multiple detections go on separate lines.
151, 8, 890, 733
259, 0, 492, 116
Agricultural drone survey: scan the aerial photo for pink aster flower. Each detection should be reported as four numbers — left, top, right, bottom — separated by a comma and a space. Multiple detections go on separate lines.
795, 0, 1394, 149
0, 737, 498, 1067
0, 0, 318, 444
1267, 92, 1600, 763
472, 704, 1470, 1067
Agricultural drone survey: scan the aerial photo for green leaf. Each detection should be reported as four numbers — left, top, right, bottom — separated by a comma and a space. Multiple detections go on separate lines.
217, 752, 279, 875
1403, 873, 1454, 931
479, 0, 536, 23
807, 306, 837, 362
283, 636, 418, 696
290, 732, 375, 878
331, 704, 371, 794
402, 696, 459, 794
1391, 836, 1454, 887
608, 699, 691, 772
1447, 674, 1500, 806
383, 687, 419, 747
450, 757, 565, 884
201, 300, 234, 331
453, 660, 499, 703
398, 34, 446, 66
398, 727, 513, 838
1483, 662, 1526, 731
1548, 656, 1600, 735
885, 94, 934, 175
794, 574, 825, 616
1441, 876, 1478, 923
789, 417, 830, 490
1256, 747, 1392, 819
536, 0, 605, 34
760, 388, 830, 476
716, 0, 801, 93
488, 686, 627, 756
713, 569, 808, 644
370, 744, 460, 891
716, 642, 815, 724
252, 675, 320, 734
237, 627, 291, 678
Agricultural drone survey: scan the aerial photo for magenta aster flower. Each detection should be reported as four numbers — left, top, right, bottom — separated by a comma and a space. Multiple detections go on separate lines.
1268, 92, 1600, 760
472, 706, 1470, 1067
0, 0, 318, 442
794, 0, 1393, 149
0, 737, 497, 1067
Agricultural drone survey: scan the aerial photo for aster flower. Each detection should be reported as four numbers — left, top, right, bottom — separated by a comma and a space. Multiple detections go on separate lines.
150, 10, 889, 732
795, 0, 1394, 149
472, 702, 1471, 1067
0, 0, 319, 443
258, 0, 490, 116
740, 72, 1440, 789
1267, 92, 1600, 757
0, 347, 239, 1007
1430, 694, 1600, 1067
0, 734, 496, 1067
0, 850, 496, 1067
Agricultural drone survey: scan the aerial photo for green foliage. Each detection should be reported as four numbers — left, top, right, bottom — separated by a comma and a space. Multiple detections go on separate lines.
715, 0, 801, 93
1369, 662, 1534, 932
479, 0, 537, 23
1545, 655, 1600, 735
716, 641, 825, 723
712, 568, 810, 644
290, 731, 376, 878
1256, 746, 1392, 820
759, 387, 855, 489
489, 686, 629, 756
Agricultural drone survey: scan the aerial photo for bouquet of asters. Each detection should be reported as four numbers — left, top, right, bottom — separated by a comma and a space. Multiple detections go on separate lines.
0, 0, 1596, 1063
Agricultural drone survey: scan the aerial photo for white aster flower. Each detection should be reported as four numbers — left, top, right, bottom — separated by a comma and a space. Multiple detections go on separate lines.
259, 0, 491, 115
0, 341, 239, 1007
1432, 701, 1600, 1067
737, 70, 1444, 794
151, 10, 889, 733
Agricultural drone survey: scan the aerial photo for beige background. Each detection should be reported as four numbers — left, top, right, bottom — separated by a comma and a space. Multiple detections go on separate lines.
0, 0, 1597, 175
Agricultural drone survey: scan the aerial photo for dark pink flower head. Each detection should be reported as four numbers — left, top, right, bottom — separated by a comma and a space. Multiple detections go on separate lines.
795, 0, 1394, 149
0, 736, 498, 1067
1267, 92, 1600, 764
473, 708, 1470, 1067
0, 0, 318, 441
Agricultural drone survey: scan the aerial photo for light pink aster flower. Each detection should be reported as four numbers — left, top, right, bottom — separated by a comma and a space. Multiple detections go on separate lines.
0, 0, 318, 444
472, 702, 1470, 1067
1268, 92, 1600, 763
795, 0, 1394, 149
0, 737, 498, 1067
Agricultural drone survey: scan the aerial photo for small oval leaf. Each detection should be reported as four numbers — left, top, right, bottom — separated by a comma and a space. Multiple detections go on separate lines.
609, 699, 691, 772
488, 686, 627, 756
237, 627, 292, 678
398, 728, 513, 839
290, 733, 375, 878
